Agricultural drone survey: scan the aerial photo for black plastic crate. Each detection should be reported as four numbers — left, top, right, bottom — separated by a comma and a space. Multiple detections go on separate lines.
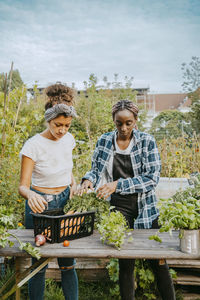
31, 209, 95, 243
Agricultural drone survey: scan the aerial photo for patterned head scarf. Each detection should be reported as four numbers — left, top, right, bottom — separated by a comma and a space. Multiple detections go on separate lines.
45, 103, 77, 122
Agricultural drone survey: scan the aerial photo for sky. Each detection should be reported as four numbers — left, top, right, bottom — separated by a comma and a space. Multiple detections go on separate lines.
0, 0, 200, 93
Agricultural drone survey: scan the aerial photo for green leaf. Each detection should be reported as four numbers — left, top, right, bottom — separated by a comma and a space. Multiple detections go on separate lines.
97, 210, 130, 250
149, 235, 162, 243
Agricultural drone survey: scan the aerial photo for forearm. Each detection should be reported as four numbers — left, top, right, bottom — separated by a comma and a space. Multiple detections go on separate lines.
19, 184, 47, 213
18, 185, 32, 200
116, 171, 160, 194
71, 173, 76, 186
81, 171, 97, 186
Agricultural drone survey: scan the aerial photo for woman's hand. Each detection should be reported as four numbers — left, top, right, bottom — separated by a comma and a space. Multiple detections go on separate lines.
77, 180, 93, 196
70, 183, 77, 199
28, 190, 48, 213
97, 181, 118, 199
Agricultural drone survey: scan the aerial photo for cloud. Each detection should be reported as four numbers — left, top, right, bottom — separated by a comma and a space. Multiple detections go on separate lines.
0, 0, 199, 92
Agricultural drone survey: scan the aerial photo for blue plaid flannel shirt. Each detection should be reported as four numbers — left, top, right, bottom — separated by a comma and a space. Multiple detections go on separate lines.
83, 129, 161, 229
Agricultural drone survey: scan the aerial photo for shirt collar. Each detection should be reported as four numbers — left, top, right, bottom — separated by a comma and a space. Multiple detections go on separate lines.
113, 128, 140, 145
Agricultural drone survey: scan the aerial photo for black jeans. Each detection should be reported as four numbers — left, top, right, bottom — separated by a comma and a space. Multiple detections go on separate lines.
110, 196, 176, 300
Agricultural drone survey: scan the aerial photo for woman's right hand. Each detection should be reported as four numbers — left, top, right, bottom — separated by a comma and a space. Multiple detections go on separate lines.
77, 180, 93, 196
27, 190, 48, 213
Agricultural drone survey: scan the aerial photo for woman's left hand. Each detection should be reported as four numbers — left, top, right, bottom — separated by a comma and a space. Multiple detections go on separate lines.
70, 183, 77, 199
97, 181, 118, 199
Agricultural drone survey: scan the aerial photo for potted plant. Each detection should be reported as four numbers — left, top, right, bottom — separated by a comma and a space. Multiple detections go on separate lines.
150, 174, 200, 254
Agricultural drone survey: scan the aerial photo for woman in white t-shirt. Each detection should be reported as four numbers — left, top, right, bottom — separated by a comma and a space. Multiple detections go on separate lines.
19, 101, 78, 300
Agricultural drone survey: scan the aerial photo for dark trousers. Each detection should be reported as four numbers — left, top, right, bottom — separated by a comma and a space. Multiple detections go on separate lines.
110, 197, 176, 300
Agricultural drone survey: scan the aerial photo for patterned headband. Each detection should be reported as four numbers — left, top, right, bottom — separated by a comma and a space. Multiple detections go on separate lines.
45, 103, 77, 122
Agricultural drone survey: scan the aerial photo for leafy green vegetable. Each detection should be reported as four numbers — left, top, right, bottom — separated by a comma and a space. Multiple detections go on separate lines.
149, 174, 200, 243
64, 192, 110, 226
149, 234, 162, 243
97, 210, 132, 250
0, 205, 41, 259
65, 193, 132, 249
158, 197, 200, 231
19, 242, 41, 260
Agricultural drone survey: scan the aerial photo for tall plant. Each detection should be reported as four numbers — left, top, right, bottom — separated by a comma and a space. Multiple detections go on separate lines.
0, 84, 44, 220
157, 135, 200, 178
72, 73, 147, 181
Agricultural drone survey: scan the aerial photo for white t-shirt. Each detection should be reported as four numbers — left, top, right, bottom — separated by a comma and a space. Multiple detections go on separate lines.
20, 133, 76, 188
114, 133, 134, 154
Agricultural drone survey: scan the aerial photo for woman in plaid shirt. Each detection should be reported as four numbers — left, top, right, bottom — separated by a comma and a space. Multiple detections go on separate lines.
80, 100, 175, 300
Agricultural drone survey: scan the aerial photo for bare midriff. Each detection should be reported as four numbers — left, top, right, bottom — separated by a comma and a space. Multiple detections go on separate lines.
32, 185, 68, 195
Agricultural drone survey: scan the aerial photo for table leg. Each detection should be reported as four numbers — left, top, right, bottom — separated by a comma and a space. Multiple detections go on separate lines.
15, 257, 21, 300
17, 257, 52, 288
0, 257, 52, 300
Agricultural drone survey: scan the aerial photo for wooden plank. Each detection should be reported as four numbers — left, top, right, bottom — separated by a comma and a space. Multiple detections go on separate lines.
46, 269, 61, 281
15, 258, 21, 300
1, 246, 199, 259
76, 269, 109, 282
19, 257, 200, 285
0, 258, 52, 300
167, 260, 200, 268
182, 294, 200, 300
17, 256, 200, 288
47, 258, 108, 269
17, 258, 52, 288
18, 257, 110, 282
1, 229, 199, 260
45, 268, 109, 282
20, 257, 200, 273
174, 273, 200, 286
175, 281, 200, 286
76, 258, 109, 269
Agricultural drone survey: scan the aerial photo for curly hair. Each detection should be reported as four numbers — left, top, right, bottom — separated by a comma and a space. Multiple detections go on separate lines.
112, 99, 139, 120
45, 83, 75, 110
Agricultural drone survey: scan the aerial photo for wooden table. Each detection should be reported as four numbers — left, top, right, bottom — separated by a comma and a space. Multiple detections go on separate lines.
0, 229, 199, 299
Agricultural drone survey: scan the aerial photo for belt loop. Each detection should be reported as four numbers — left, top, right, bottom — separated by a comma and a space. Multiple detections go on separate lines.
44, 195, 54, 202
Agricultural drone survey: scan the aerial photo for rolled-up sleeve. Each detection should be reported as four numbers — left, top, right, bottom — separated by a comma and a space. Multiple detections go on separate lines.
81, 139, 100, 185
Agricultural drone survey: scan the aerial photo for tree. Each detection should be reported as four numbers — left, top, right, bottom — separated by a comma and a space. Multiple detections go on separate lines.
181, 57, 200, 133
187, 87, 200, 134
0, 73, 6, 93
0, 69, 23, 92
10, 69, 24, 90
73, 73, 147, 143
181, 56, 200, 93
189, 100, 200, 133
149, 110, 191, 140
71, 74, 148, 181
